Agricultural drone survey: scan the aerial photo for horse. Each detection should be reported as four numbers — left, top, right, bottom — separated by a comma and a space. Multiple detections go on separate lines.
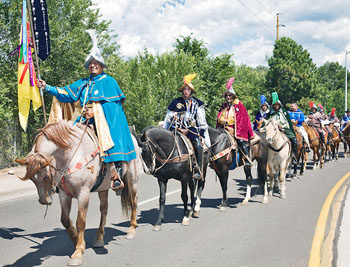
260, 119, 292, 199
303, 122, 325, 169
326, 123, 340, 161
289, 125, 307, 177
136, 126, 208, 231
342, 124, 350, 157
208, 127, 269, 207
16, 120, 141, 266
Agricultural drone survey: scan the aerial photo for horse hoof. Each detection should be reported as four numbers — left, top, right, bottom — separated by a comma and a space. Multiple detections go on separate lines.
92, 239, 104, 248
293, 175, 299, 180
268, 192, 273, 196
181, 217, 190, 226
262, 198, 268, 204
192, 210, 200, 218
286, 177, 292, 182
68, 258, 82, 266
241, 200, 248, 206
280, 193, 287, 199
126, 232, 136, 240
188, 210, 193, 217
153, 225, 162, 232
218, 205, 227, 212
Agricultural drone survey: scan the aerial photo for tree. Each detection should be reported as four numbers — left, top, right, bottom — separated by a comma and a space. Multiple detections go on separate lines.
266, 37, 317, 105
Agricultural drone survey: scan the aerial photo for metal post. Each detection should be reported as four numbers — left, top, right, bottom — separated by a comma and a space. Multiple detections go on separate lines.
276, 13, 279, 41
345, 51, 350, 112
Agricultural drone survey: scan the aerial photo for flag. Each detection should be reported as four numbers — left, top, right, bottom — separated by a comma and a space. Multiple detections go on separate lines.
30, 0, 50, 60
18, 0, 41, 131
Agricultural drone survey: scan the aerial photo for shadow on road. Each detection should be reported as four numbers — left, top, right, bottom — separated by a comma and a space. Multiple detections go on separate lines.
0, 226, 124, 266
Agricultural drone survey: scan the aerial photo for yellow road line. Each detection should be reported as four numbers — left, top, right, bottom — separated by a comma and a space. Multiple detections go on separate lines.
308, 171, 350, 267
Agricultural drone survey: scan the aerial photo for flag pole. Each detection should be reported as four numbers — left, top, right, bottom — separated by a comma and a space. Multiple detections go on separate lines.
26, 0, 47, 125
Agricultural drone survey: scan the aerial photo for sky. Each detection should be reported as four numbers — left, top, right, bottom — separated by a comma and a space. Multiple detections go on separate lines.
93, 0, 350, 67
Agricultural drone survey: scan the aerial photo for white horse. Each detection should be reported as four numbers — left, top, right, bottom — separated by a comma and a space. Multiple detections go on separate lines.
260, 119, 292, 200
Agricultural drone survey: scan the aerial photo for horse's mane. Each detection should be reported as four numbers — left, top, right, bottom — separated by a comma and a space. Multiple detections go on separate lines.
37, 120, 80, 149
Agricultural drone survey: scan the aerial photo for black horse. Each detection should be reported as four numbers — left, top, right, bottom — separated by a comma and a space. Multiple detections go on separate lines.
135, 126, 208, 231
208, 127, 269, 208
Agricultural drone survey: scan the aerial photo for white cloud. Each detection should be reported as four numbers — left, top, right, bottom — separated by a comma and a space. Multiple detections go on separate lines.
93, 0, 350, 67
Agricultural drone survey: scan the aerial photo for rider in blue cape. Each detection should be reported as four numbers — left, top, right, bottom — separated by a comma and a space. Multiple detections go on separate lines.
254, 95, 269, 131
38, 31, 135, 194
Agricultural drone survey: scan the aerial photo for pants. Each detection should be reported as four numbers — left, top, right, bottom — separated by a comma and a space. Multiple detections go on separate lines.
191, 137, 204, 176
298, 126, 310, 147
290, 137, 298, 158
236, 139, 250, 167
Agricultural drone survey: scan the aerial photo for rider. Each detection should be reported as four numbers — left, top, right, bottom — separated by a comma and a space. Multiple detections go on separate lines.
265, 92, 298, 165
163, 74, 211, 180
37, 35, 136, 194
216, 77, 254, 167
341, 110, 350, 130
288, 103, 311, 152
329, 108, 342, 137
307, 102, 325, 145
318, 103, 331, 143
253, 95, 269, 131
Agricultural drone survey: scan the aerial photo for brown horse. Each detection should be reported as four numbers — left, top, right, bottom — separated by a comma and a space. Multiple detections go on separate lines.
16, 121, 142, 266
342, 124, 350, 157
303, 122, 325, 169
327, 123, 341, 161
289, 125, 307, 177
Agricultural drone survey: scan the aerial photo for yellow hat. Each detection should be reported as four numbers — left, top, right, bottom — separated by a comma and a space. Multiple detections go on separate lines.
178, 73, 197, 93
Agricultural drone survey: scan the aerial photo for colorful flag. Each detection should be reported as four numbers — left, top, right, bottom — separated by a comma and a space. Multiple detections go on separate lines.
18, 0, 41, 131
30, 0, 50, 60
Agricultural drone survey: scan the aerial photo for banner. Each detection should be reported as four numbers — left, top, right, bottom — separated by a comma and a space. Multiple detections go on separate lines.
30, 0, 50, 60
18, 1, 42, 131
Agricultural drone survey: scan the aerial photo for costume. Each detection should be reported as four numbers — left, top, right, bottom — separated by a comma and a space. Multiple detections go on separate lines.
307, 102, 325, 144
288, 107, 310, 150
329, 108, 341, 136
318, 103, 332, 142
163, 74, 210, 180
265, 92, 297, 163
253, 95, 269, 131
216, 77, 254, 167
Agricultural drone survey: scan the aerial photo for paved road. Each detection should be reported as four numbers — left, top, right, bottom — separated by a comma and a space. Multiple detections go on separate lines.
1, 155, 349, 267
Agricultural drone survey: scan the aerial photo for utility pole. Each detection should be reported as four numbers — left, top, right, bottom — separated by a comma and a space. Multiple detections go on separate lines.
276, 13, 280, 41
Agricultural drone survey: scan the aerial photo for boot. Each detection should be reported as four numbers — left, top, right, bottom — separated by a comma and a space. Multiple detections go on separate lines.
111, 161, 124, 195
319, 132, 325, 146
290, 137, 298, 165
237, 139, 251, 167
192, 138, 204, 180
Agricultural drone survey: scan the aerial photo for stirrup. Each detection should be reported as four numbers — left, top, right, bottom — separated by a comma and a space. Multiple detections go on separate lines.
111, 175, 124, 195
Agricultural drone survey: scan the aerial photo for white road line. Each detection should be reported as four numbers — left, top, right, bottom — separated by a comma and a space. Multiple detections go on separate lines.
138, 189, 181, 206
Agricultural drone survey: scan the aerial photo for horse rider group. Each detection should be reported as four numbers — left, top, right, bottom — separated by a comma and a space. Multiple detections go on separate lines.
37, 34, 348, 191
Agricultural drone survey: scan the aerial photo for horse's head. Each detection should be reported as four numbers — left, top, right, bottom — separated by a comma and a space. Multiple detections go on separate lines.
16, 153, 56, 205
139, 128, 156, 174
261, 119, 279, 144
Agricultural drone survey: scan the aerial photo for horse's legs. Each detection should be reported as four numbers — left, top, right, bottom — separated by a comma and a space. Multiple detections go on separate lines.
193, 180, 205, 218
92, 190, 108, 248
268, 164, 274, 196
180, 178, 191, 226
279, 162, 288, 199
242, 166, 253, 206
59, 193, 77, 244
69, 193, 90, 266
153, 178, 167, 231
217, 169, 229, 210
127, 177, 138, 239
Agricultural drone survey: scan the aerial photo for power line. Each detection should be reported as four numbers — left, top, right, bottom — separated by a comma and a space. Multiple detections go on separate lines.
237, 0, 275, 38
255, 0, 275, 19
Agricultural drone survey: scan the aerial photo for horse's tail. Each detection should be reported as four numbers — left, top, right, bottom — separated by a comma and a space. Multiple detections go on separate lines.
120, 162, 138, 217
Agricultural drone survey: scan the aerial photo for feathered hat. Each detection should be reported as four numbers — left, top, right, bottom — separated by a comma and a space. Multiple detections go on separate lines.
84, 30, 107, 69
309, 101, 317, 110
271, 92, 281, 105
223, 77, 236, 97
330, 107, 336, 117
178, 73, 197, 93
260, 95, 269, 107
317, 103, 324, 112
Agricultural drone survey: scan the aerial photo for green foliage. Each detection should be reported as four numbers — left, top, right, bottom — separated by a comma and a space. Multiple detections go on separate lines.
266, 37, 317, 105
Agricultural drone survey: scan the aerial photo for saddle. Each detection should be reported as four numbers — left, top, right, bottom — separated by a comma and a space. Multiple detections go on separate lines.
210, 130, 237, 161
